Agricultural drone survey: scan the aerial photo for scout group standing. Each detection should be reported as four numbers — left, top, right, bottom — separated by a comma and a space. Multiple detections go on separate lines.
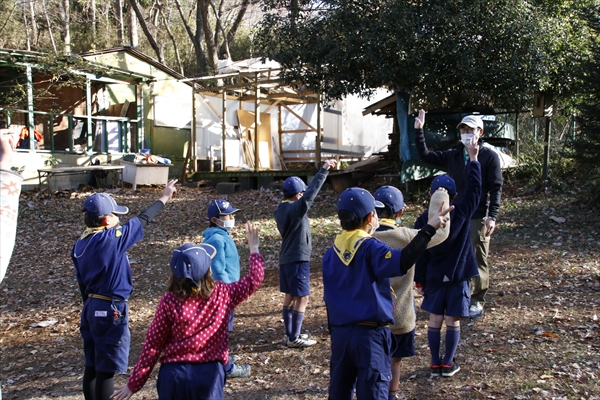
0, 112, 501, 400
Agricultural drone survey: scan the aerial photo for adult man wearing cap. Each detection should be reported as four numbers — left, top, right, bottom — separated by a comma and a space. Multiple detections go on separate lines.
274, 159, 337, 348
72, 180, 177, 400
414, 110, 502, 319
322, 187, 452, 400
202, 199, 250, 378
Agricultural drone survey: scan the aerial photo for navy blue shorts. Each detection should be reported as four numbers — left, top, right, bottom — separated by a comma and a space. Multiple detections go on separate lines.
421, 281, 471, 317
279, 262, 310, 297
391, 329, 416, 359
157, 361, 226, 400
329, 324, 392, 400
80, 298, 130, 373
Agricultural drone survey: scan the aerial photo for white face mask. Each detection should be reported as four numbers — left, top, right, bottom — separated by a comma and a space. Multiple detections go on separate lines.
218, 218, 235, 231
461, 133, 475, 146
368, 213, 380, 234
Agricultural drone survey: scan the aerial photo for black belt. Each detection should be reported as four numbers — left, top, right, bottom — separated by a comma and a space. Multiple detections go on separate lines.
88, 294, 127, 302
356, 321, 390, 327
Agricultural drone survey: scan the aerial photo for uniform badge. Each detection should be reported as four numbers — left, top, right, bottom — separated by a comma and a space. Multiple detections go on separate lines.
385, 251, 392, 259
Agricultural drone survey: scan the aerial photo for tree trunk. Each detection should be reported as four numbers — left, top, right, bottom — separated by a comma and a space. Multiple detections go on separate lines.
199, 0, 217, 74
128, 4, 139, 48
28, 0, 38, 49
127, 0, 164, 62
91, 0, 97, 45
22, 8, 31, 51
217, 0, 249, 59
61, 0, 71, 54
173, 0, 206, 74
159, 5, 184, 74
116, 0, 125, 45
41, 0, 57, 53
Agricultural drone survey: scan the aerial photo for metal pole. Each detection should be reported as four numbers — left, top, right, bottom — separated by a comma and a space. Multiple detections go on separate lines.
542, 116, 551, 186
514, 111, 519, 160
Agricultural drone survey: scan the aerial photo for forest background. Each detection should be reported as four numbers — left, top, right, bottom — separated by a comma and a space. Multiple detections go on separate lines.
1, 0, 600, 197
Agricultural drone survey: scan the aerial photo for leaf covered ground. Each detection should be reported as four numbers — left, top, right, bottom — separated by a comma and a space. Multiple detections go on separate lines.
1, 178, 599, 400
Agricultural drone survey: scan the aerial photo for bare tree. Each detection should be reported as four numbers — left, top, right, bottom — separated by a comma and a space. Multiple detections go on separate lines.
127, 0, 164, 62
115, 0, 125, 44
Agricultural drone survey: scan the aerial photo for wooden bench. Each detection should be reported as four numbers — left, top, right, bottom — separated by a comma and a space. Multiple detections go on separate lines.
37, 165, 124, 189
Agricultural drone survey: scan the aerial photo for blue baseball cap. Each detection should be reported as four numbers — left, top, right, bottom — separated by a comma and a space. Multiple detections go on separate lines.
207, 199, 241, 220
282, 176, 307, 196
337, 187, 384, 218
170, 243, 217, 286
82, 193, 129, 218
374, 186, 404, 214
430, 175, 456, 196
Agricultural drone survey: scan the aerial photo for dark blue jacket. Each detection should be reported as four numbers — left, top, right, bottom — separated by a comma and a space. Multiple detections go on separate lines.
414, 161, 481, 289
274, 168, 330, 264
415, 128, 502, 220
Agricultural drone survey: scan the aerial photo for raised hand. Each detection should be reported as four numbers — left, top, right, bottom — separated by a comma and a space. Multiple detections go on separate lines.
414, 109, 426, 129
245, 221, 260, 254
323, 159, 338, 170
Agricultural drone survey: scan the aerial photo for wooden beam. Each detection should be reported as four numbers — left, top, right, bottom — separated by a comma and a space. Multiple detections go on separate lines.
282, 103, 316, 131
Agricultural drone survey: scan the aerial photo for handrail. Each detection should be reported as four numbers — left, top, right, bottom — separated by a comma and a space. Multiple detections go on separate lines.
0, 107, 140, 154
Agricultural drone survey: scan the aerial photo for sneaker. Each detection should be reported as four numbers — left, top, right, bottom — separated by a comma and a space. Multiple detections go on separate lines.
228, 355, 238, 365
287, 336, 317, 348
283, 333, 308, 346
441, 360, 460, 377
469, 304, 484, 319
227, 363, 251, 378
430, 364, 442, 378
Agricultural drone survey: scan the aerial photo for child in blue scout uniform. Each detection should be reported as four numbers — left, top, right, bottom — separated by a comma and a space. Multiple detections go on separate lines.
201, 199, 250, 378
111, 222, 264, 400
71, 180, 177, 400
372, 186, 451, 400
322, 187, 452, 400
274, 159, 337, 348
413, 137, 481, 378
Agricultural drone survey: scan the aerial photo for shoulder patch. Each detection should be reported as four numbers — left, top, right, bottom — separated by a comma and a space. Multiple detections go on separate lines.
385, 251, 392, 259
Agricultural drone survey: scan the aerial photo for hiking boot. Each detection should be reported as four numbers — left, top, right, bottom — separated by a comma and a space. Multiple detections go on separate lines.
283, 333, 308, 346
287, 336, 317, 348
430, 364, 442, 378
227, 363, 251, 378
441, 360, 460, 377
469, 304, 484, 319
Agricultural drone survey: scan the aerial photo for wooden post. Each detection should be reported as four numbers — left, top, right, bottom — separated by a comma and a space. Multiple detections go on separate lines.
278, 103, 283, 167
222, 89, 227, 171
26, 65, 34, 151
316, 92, 322, 168
86, 76, 93, 151
254, 72, 260, 171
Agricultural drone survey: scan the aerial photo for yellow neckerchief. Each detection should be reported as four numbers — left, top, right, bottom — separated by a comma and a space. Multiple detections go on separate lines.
379, 218, 397, 228
333, 229, 372, 266
80, 225, 122, 239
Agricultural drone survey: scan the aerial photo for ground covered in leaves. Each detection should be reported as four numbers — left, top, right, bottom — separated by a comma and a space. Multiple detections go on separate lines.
1, 178, 599, 399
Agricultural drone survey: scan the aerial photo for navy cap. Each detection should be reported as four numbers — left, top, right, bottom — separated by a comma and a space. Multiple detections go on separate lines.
430, 175, 456, 196
207, 199, 241, 220
374, 186, 404, 214
82, 193, 129, 218
169, 243, 217, 286
337, 187, 384, 218
282, 176, 307, 196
